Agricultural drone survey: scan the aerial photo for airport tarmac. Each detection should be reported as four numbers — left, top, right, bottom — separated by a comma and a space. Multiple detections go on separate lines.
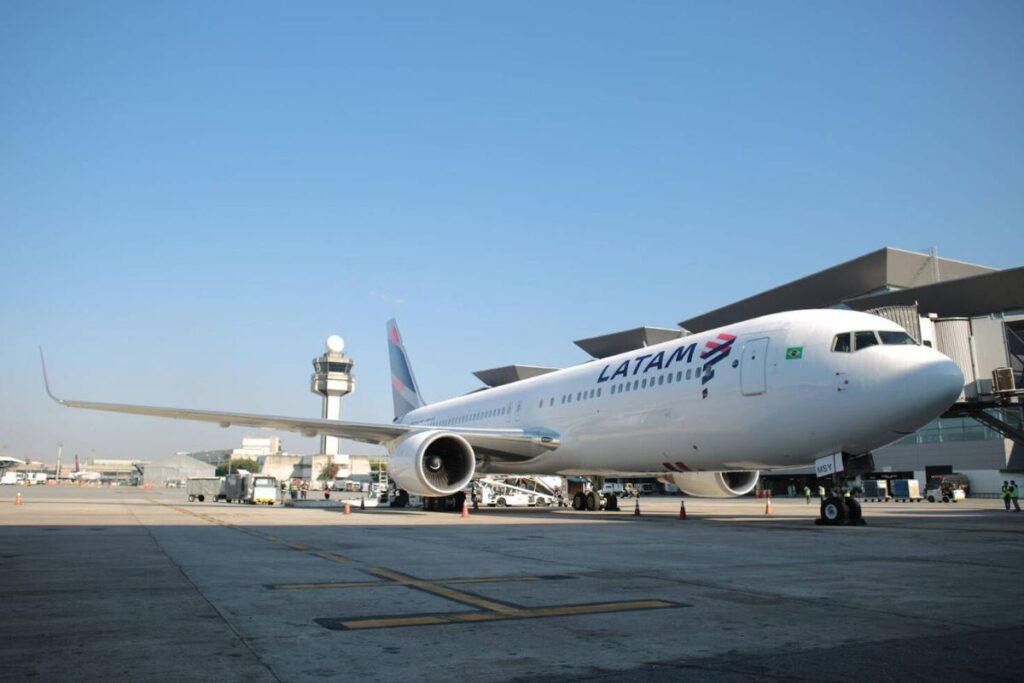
1, 486, 1022, 682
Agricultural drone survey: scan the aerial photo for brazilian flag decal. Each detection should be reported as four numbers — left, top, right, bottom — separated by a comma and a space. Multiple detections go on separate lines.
785, 346, 803, 360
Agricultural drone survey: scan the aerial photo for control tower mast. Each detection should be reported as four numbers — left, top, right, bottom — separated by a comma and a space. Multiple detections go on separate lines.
310, 335, 355, 473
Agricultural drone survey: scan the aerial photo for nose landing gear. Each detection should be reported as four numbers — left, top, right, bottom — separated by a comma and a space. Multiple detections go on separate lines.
816, 495, 865, 525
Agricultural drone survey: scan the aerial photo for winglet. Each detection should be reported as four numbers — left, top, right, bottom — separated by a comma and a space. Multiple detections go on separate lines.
38, 347, 65, 404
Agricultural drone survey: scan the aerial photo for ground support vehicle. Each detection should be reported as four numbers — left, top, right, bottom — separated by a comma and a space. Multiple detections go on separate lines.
250, 476, 279, 505
328, 478, 382, 507
926, 486, 966, 503
186, 477, 224, 503
475, 478, 558, 508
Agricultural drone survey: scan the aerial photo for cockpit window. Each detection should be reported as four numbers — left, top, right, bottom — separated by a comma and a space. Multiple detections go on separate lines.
855, 331, 879, 350
831, 333, 852, 353
879, 330, 916, 345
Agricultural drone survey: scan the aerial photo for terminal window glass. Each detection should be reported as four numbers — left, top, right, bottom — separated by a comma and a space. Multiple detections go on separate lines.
879, 331, 916, 345
855, 331, 879, 350
832, 333, 852, 353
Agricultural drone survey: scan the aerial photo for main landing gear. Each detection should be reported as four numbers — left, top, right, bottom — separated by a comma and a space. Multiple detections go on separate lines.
570, 490, 619, 512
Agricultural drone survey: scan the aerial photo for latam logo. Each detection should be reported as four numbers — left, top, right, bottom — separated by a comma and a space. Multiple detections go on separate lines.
698, 333, 736, 385
596, 332, 737, 386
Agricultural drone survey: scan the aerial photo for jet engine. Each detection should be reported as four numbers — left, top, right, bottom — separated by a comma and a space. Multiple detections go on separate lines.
388, 430, 476, 497
659, 471, 759, 498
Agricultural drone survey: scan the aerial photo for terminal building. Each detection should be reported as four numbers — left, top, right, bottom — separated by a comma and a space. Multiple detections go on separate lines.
675, 247, 1023, 495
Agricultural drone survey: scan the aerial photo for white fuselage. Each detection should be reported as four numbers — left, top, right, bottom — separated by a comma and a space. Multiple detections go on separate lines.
401, 310, 963, 476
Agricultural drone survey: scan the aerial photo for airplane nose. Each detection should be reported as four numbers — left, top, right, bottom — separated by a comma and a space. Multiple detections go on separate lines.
910, 353, 964, 411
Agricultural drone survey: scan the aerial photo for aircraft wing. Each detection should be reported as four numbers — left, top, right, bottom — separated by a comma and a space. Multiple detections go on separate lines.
40, 351, 557, 462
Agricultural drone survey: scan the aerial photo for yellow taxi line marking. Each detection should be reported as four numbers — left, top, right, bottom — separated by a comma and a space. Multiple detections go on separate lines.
160, 502, 339, 559
365, 567, 525, 616
272, 574, 561, 590
331, 600, 679, 630
274, 580, 385, 590
312, 551, 351, 564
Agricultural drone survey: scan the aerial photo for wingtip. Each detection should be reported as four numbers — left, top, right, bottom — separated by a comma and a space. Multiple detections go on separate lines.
38, 347, 64, 404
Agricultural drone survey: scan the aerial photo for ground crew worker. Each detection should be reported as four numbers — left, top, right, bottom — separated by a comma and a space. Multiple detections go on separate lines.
804, 485, 811, 504
1011, 481, 1021, 512
817, 485, 825, 498
1002, 481, 1011, 511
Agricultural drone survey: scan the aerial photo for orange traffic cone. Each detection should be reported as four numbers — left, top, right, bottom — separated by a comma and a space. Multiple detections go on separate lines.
634, 498, 641, 516
343, 500, 351, 515
764, 494, 773, 516
15, 492, 22, 506
461, 498, 470, 518
678, 499, 687, 520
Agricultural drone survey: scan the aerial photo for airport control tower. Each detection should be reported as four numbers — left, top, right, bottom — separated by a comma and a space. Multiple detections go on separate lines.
310, 335, 355, 472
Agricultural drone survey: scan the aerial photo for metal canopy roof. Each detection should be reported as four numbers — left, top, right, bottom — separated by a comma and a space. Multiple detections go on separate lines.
847, 267, 1024, 319
679, 247, 998, 333
472, 365, 560, 388
573, 327, 686, 359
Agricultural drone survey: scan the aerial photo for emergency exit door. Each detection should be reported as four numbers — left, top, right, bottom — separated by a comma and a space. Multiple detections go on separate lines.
741, 337, 769, 396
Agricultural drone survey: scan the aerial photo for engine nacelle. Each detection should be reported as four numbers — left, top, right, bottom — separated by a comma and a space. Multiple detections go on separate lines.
388, 430, 476, 497
659, 471, 760, 498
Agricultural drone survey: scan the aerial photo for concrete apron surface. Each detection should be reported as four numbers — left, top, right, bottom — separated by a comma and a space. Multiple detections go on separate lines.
1, 487, 1021, 682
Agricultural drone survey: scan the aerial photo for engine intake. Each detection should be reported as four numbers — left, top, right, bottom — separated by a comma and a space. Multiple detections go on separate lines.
659, 471, 759, 498
388, 430, 476, 497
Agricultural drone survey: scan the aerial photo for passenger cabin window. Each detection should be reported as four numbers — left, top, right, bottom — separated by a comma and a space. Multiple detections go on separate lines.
879, 331, 916, 345
855, 331, 879, 350
832, 333, 852, 353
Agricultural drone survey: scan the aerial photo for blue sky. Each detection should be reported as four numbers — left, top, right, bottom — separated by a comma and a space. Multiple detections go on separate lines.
1, 1, 1021, 462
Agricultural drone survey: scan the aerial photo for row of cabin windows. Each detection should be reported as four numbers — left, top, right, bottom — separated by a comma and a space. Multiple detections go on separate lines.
434, 405, 509, 426
610, 366, 702, 395
831, 330, 916, 353
537, 365, 705, 408
538, 388, 604, 408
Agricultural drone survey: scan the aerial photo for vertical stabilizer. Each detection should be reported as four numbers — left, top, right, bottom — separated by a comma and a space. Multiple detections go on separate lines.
387, 319, 426, 420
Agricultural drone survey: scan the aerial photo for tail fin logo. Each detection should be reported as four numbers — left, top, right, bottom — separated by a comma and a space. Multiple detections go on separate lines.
387, 319, 426, 421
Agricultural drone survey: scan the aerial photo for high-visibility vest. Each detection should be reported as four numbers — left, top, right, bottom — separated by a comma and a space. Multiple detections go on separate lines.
1012, 486, 1020, 500
1002, 485, 1010, 497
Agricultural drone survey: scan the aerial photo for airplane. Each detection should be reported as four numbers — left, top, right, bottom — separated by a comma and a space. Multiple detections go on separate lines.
40, 309, 963, 524
68, 454, 101, 482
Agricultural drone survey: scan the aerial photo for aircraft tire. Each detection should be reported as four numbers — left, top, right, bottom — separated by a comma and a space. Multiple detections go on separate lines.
586, 491, 600, 511
846, 498, 862, 522
820, 496, 847, 525
605, 494, 619, 512
188, 495, 196, 502
572, 492, 585, 510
